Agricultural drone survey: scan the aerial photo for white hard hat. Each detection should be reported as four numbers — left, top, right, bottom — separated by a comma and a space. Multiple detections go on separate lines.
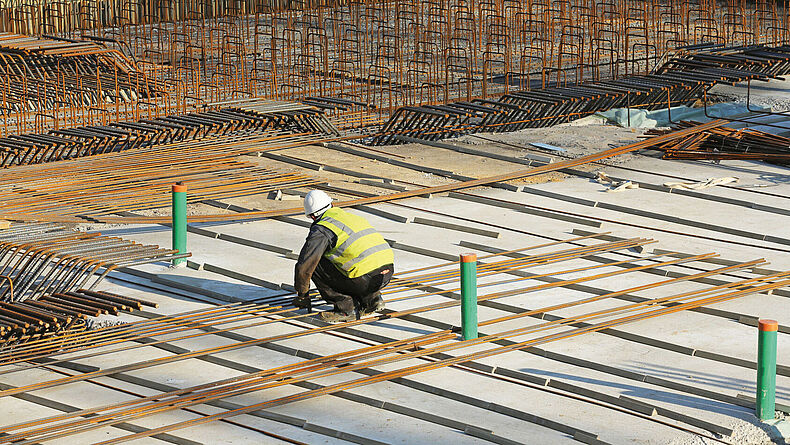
304, 190, 332, 217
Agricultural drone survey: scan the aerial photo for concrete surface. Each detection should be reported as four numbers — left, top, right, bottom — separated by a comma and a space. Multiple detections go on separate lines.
4, 109, 790, 444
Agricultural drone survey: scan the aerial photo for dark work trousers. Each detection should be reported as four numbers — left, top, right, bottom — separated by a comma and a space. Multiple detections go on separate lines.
311, 257, 394, 314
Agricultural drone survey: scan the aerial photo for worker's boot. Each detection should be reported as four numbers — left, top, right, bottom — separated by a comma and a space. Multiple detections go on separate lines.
359, 293, 385, 317
318, 310, 355, 324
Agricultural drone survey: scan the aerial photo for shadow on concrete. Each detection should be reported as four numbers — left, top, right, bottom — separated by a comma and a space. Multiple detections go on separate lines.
522, 367, 751, 418
621, 362, 790, 401
154, 273, 285, 302
91, 219, 270, 237
88, 225, 169, 236
759, 420, 790, 445
678, 159, 790, 185
103, 273, 225, 307
363, 319, 436, 336
85, 215, 300, 236
277, 302, 435, 335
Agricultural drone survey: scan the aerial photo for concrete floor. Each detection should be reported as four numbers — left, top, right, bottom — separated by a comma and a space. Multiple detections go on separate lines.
2, 118, 790, 445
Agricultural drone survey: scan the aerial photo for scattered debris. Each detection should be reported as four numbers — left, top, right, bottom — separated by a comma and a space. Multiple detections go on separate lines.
530, 142, 567, 153
595, 172, 640, 192
664, 177, 740, 190
642, 121, 790, 162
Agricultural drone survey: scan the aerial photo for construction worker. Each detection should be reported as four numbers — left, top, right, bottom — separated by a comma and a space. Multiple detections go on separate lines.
292, 190, 394, 323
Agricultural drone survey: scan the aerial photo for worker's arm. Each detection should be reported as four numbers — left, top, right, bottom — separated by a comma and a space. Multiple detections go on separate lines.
294, 224, 335, 297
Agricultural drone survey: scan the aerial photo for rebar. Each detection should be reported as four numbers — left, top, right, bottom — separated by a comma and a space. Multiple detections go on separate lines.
0, 222, 184, 302
0, 0, 787, 133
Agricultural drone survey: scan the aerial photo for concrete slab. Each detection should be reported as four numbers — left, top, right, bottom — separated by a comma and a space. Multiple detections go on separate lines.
10, 121, 790, 445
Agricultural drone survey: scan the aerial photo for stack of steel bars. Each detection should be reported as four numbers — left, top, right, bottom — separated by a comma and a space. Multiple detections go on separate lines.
656, 46, 790, 77
0, 300, 269, 361
0, 289, 156, 345
0, 33, 161, 113
230, 100, 340, 136
0, 100, 338, 167
641, 120, 790, 162
0, 222, 187, 302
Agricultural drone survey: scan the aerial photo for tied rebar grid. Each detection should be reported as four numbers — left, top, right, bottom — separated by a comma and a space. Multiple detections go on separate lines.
0, 222, 187, 303
0, 234, 785, 442
0, 0, 788, 133
369, 44, 790, 144
0, 129, 326, 220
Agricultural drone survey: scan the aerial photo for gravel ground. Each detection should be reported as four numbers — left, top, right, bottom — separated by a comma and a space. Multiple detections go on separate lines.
708, 78, 790, 113
453, 120, 648, 165
667, 415, 788, 445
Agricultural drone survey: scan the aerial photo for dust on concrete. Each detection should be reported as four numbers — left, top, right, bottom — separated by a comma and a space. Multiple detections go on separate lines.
131, 202, 236, 217
76, 203, 239, 232
76, 222, 126, 233
268, 123, 645, 192
278, 143, 524, 185
709, 91, 790, 113
667, 416, 789, 445
453, 121, 647, 164
87, 318, 128, 330
71, 123, 651, 222
198, 123, 647, 209
725, 419, 787, 445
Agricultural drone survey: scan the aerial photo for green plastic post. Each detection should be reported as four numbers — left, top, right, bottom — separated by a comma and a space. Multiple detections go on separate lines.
460, 253, 478, 340
171, 182, 187, 266
757, 319, 778, 420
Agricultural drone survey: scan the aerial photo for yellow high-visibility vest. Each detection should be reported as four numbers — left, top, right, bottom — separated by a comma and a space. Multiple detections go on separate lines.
317, 207, 394, 278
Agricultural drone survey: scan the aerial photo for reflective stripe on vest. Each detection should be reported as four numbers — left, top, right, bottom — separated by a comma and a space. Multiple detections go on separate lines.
317, 208, 394, 278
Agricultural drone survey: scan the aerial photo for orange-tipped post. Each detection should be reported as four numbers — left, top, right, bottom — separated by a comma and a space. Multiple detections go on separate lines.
460, 253, 477, 340
757, 319, 778, 420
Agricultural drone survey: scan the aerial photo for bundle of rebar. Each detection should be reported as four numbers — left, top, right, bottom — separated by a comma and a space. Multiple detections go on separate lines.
642, 121, 790, 162
0, 101, 337, 167
0, 33, 162, 116
0, 222, 187, 302
0, 289, 156, 344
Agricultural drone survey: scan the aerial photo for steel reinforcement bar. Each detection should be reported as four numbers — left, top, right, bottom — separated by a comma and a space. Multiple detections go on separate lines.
85, 118, 729, 225
0, 251, 777, 402
5, 273, 787, 444
0, 237, 652, 364
0, 100, 337, 167
369, 45, 790, 145
0, 223, 186, 302
0, 132, 325, 219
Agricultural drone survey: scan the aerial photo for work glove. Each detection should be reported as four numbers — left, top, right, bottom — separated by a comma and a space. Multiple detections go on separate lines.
292, 293, 312, 312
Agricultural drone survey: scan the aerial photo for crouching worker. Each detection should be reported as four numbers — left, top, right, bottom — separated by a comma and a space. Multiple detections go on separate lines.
292, 190, 394, 323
